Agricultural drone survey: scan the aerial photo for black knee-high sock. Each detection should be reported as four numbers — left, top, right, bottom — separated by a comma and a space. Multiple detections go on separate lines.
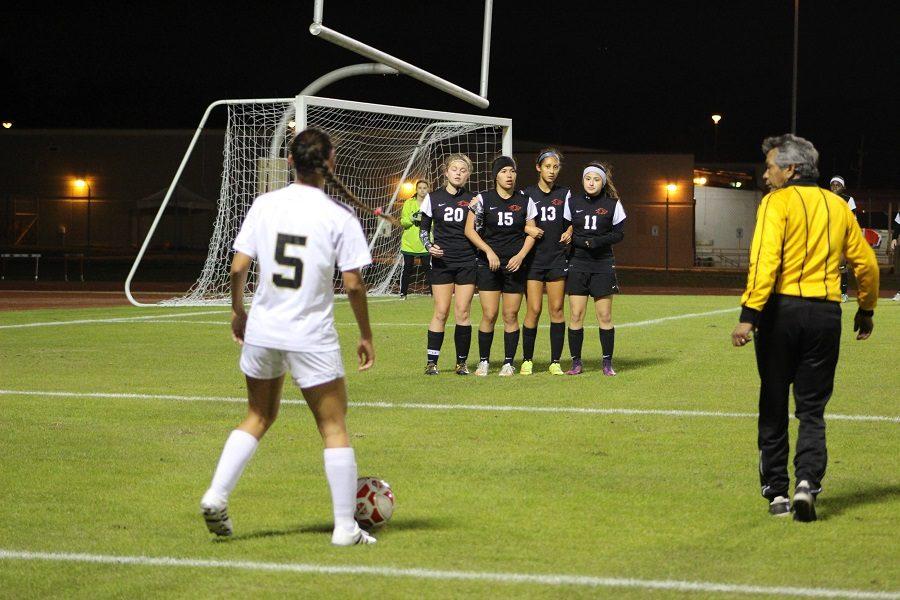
568, 328, 584, 361
503, 328, 520, 365
549, 322, 565, 362
840, 270, 849, 294
427, 330, 444, 364
522, 326, 538, 361
600, 327, 615, 360
454, 324, 472, 363
478, 329, 494, 362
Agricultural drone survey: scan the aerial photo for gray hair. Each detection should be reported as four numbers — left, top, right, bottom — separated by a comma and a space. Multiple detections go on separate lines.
761, 134, 819, 179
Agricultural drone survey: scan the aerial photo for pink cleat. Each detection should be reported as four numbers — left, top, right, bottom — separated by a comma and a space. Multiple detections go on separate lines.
565, 359, 583, 375
602, 358, 617, 377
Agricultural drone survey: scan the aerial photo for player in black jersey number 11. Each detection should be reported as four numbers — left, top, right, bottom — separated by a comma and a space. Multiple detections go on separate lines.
565, 162, 627, 376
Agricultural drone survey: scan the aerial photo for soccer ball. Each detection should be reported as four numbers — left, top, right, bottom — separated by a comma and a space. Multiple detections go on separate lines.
355, 477, 395, 529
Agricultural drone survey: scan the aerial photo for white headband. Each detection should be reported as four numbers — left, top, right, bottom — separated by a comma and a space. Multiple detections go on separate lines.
829, 176, 845, 186
583, 165, 607, 186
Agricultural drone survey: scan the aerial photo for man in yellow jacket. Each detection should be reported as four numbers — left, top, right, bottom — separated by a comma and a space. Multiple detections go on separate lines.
399, 180, 432, 298
732, 133, 879, 522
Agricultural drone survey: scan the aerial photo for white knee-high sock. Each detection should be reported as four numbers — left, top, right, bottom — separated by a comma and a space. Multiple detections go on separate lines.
324, 447, 357, 531
205, 429, 259, 502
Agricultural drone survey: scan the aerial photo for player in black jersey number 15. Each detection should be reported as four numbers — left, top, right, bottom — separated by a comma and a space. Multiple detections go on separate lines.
465, 156, 537, 376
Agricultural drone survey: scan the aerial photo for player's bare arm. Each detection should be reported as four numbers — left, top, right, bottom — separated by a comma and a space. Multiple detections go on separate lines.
343, 268, 375, 371
229, 251, 253, 344
525, 223, 544, 238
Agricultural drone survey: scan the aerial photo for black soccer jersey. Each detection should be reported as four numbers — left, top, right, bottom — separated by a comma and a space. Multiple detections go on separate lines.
471, 190, 537, 260
522, 184, 572, 268
837, 191, 857, 212
420, 187, 476, 266
568, 191, 627, 270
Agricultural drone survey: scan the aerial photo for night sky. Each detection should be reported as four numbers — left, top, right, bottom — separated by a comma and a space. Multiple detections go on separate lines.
3, 1, 898, 186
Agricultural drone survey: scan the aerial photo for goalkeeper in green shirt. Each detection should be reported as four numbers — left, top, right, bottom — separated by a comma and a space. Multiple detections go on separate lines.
399, 180, 432, 298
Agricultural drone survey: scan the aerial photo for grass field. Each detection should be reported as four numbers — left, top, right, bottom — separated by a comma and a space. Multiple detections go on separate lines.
0, 294, 897, 599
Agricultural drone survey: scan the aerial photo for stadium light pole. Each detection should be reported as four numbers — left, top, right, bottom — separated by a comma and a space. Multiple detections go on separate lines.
665, 183, 677, 271
74, 178, 92, 263
791, 0, 799, 133
711, 114, 722, 161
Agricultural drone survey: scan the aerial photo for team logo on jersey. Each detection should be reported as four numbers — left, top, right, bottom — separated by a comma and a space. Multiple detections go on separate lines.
508, 204, 522, 212
594, 207, 608, 215
551, 198, 564, 206
457, 200, 469, 207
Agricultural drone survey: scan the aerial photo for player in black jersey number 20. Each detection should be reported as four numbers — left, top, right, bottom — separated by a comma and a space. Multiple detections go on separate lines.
521, 148, 573, 376
465, 156, 537, 376
419, 154, 477, 375
565, 162, 627, 376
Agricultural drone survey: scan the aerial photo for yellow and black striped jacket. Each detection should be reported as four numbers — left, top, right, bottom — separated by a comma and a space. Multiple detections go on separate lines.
740, 180, 879, 323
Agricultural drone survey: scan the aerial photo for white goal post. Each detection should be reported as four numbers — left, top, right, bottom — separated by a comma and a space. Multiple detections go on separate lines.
125, 95, 512, 306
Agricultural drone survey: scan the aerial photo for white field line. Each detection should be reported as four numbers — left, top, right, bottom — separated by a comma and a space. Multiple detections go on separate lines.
76, 306, 741, 329
0, 310, 228, 330
0, 550, 895, 599
0, 297, 403, 330
0, 389, 896, 423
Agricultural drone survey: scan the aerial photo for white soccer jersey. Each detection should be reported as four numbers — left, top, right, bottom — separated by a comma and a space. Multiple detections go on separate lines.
233, 184, 372, 352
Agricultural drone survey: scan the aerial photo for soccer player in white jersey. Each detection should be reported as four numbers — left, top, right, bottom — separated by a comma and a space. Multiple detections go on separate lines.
199, 128, 377, 546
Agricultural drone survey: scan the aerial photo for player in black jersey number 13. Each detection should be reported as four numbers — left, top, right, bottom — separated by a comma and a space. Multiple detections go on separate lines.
521, 148, 573, 376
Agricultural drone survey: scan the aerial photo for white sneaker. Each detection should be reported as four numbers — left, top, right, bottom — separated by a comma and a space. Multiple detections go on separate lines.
498, 363, 515, 377
475, 360, 489, 376
200, 492, 233, 537
332, 523, 377, 546
893, 292, 900, 302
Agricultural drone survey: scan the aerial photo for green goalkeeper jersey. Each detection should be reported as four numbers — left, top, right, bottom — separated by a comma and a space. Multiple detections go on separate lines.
400, 197, 429, 255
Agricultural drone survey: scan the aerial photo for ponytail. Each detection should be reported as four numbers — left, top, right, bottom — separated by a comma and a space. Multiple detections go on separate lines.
290, 127, 397, 225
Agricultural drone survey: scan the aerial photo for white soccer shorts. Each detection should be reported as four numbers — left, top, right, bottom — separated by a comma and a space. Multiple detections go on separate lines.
239, 344, 345, 389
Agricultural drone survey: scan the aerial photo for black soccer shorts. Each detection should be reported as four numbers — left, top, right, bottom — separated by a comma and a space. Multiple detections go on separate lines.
476, 260, 527, 293
565, 269, 619, 298
527, 256, 569, 282
429, 258, 476, 286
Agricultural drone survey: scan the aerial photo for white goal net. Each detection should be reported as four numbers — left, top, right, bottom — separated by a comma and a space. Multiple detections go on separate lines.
131, 96, 511, 306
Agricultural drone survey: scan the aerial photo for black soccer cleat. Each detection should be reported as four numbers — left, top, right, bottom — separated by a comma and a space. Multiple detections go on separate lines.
792, 481, 817, 522
424, 362, 439, 375
454, 362, 470, 375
